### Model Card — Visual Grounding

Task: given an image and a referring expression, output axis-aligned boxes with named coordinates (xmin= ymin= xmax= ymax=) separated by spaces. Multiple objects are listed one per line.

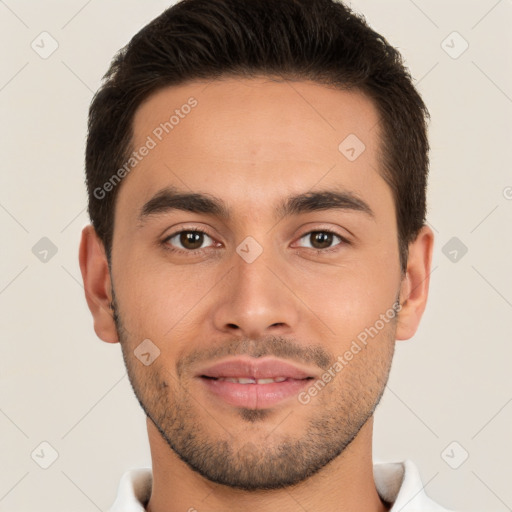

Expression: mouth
xmin=195 ymin=357 xmax=317 ymax=409
xmin=198 ymin=375 xmax=314 ymax=409
xmin=201 ymin=376 xmax=307 ymax=384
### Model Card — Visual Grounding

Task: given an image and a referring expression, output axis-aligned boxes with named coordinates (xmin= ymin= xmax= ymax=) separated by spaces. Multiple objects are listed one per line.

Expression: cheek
xmin=113 ymin=256 xmax=218 ymax=340
xmin=297 ymin=259 xmax=400 ymax=343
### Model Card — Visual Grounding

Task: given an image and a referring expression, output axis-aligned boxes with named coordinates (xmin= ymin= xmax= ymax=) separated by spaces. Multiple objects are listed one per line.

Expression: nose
xmin=211 ymin=246 xmax=301 ymax=339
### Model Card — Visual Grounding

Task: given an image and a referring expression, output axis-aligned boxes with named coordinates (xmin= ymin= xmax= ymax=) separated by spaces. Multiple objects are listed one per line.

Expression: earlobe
xmin=78 ymin=225 xmax=119 ymax=344
xmin=395 ymin=225 xmax=434 ymax=341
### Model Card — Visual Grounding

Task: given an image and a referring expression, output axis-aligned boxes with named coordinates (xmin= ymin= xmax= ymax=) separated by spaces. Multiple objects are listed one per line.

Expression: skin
xmin=79 ymin=77 xmax=433 ymax=512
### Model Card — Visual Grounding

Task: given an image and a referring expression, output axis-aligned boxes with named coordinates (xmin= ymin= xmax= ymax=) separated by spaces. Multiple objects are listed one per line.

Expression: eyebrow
xmin=138 ymin=185 xmax=375 ymax=224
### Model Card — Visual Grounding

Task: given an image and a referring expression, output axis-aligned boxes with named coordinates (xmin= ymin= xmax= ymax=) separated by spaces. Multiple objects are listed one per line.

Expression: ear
xmin=78 ymin=225 xmax=119 ymax=343
xmin=395 ymin=225 xmax=434 ymax=340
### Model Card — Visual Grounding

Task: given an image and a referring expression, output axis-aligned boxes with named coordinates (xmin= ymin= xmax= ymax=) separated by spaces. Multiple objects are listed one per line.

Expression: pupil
xmin=312 ymin=232 xmax=332 ymax=249
xmin=181 ymin=231 xmax=203 ymax=249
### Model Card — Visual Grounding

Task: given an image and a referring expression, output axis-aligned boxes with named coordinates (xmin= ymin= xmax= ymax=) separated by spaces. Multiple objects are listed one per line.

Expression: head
xmin=80 ymin=0 xmax=433 ymax=491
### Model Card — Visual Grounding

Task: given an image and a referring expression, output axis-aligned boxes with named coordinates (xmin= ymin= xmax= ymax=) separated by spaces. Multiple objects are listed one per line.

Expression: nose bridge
xmin=211 ymin=239 xmax=300 ymax=337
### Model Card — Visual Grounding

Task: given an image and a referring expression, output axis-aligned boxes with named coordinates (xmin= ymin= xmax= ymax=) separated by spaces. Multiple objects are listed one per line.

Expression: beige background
xmin=1 ymin=0 xmax=511 ymax=510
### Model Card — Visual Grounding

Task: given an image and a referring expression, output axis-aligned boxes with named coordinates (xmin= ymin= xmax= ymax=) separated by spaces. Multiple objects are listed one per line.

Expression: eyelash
xmin=161 ymin=227 xmax=350 ymax=257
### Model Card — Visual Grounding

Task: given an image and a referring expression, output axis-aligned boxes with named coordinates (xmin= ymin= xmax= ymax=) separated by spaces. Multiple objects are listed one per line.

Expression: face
xmin=108 ymin=77 xmax=405 ymax=489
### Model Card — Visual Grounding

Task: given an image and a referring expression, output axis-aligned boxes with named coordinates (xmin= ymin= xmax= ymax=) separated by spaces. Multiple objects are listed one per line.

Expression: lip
xmin=196 ymin=356 xmax=316 ymax=380
xmin=195 ymin=356 xmax=316 ymax=409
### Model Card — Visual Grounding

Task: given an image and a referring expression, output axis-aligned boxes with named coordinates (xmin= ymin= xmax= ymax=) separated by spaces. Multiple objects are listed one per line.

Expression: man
xmin=78 ymin=0 xmax=453 ymax=510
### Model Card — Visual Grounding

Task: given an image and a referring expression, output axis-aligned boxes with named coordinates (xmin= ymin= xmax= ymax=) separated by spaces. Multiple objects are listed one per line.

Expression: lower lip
xmin=199 ymin=377 xmax=312 ymax=409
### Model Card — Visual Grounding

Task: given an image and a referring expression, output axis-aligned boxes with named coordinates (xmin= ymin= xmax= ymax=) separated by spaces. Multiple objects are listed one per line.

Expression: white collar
xmin=108 ymin=459 xmax=453 ymax=511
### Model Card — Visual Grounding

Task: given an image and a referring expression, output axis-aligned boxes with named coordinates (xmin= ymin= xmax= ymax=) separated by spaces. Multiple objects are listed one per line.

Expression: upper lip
xmin=196 ymin=357 xmax=316 ymax=380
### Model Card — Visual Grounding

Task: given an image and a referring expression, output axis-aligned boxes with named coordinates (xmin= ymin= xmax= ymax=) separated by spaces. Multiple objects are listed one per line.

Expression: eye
xmin=296 ymin=230 xmax=346 ymax=250
xmin=164 ymin=229 xmax=216 ymax=251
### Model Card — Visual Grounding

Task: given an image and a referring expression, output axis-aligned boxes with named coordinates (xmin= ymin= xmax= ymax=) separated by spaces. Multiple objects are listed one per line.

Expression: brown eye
xmin=311 ymin=232 xmax=333 ymax=249
xmin=166 ymin=230 xmax=213 ymax=251
xmin=180 ymin=231 xmax=204 ymax=249
xmin=297 ymin=230 xmax=343 ymax=250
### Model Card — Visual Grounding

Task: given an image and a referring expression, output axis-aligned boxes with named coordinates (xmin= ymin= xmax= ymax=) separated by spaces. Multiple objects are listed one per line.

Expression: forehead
xmin=120 ymin=77 xmax=389 ymax=218
xmin=132 ymin=77 xmax=380 ymax=158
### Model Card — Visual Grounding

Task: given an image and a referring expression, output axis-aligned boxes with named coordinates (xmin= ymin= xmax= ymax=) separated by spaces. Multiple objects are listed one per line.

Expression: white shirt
xmin=108 ymin=459 xmax=454 ymax=511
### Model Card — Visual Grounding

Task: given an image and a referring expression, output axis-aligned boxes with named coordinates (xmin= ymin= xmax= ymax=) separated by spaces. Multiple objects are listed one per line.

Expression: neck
xmin=145 ymin=416 xmax=389 ymax=512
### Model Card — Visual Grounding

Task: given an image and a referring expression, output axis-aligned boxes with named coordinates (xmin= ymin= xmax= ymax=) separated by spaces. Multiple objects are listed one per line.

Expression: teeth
xmin=216 ymin=377 xmax=288 ymax=384
xmin=235 ymin=377 xmax=256 ymax=384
